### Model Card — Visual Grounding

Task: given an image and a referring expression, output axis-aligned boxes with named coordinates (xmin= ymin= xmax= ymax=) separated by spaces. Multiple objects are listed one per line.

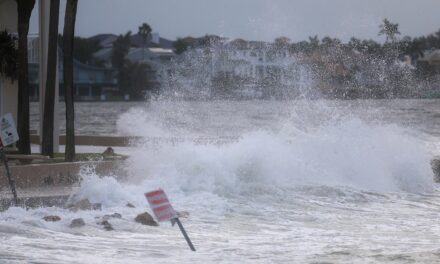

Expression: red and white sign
xmin=145 ymin=189 xmax=177 ymax=222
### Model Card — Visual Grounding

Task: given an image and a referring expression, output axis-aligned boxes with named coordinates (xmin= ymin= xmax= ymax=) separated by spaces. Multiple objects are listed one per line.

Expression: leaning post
xmin=0 ymin=148 xmax=18 ymax=205
xmin=0 ymin=113 xmax=21 ymax=206
xmin=145 ymin=189 xmax=196 ymax=251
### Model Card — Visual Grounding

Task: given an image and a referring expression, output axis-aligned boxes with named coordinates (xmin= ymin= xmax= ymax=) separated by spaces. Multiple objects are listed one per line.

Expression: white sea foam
xmin=2 ymin=100 xmax=439 ymax=263
xmin=75 ymin=110 xmax=435 ymax=214
xmin=124 ymin=119 xmax=432 ymax=197
xmin=116 ymin=106 xmax=171 ymax=137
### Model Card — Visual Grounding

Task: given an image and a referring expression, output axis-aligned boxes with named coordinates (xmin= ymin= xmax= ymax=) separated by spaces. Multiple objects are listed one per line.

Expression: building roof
xmin=93 ymin=46 xmax=175 ymax=64
xmin=92 ymin=47 xmax=112 ymax=61
xmin=88 ymin=34 xmax=117 ymax=48
xmin=148 ymin=47 xmax=175 ymax=55
xmin=88 ymin=32 xmax=174 ymax=50
xmin=129 ymin=33 xmax=174 ymax=49
xmin=429 ymin=50 xmax=440 ymax=64
xmin=126 ymin=47 xmax=175 ymax=64
xmin=88 ymin=33 xmax=116 ymax=42
xmin=419 ymin=49 xmax=440 ymax=65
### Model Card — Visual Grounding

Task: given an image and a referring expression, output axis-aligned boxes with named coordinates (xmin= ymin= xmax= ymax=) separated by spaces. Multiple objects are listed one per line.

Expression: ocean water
xmin=4 ymin=99 xmax=440 ymax=263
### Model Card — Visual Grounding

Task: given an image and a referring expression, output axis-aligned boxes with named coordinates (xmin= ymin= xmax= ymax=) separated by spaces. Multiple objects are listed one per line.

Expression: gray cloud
xmin=30 ymin=0 xmax=440 ymax=42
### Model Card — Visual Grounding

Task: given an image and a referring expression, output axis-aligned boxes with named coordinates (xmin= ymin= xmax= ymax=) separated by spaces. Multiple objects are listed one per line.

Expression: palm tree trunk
xmin=63 ymin=0 xmax=78 ymax=162
xmin=16 ymin=0 xmax=36 ymax=154
xmin=42 ymin=0 xmax=60 ymax=157
xmin=142 ymin=38 xmax=145 ymax=61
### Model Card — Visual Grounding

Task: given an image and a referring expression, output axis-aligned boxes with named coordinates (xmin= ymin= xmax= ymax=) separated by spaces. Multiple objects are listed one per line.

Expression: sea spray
xmin=117 ymin=105 xmax=172 ymax=137
xmin=2 ymin=101 xmax=439 ymax=263
xmin=120 ymin=118 xmax=433 ymax=198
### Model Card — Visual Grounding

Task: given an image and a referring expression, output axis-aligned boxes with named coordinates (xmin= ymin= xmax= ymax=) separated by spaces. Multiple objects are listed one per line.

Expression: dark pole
xmin=41 ymin=0 xmax=60 ymax=157
xmin=63 ymin=0 xmax=78 ymax=162
xmin=16 ymin=0 xmax=36 ymax=155
xmin=0 ymin=149 xmax=18 ymax=205
xmin=175 ymin=218 xmax=196 ymax=251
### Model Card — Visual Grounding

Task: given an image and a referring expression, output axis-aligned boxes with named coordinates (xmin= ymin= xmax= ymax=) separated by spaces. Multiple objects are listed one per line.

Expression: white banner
xmin=0 ymin=113 xmax=19 ymax=147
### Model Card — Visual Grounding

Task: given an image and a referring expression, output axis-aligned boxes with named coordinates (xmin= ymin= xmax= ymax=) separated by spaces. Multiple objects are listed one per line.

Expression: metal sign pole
xmin=146 ymin=189 xmax=196 ymax=252
xmin=0 ymin=149 xmax=18 ymax=206
xmin=175 ymin=217 xmax=196 ymax=251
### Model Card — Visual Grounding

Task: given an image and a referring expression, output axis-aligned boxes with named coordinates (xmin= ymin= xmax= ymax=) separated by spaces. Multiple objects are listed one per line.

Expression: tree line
xmin=171 ymin=19 xmax=440 ymax=99
xmin=175 ymin=19 xmax=440 ymax=61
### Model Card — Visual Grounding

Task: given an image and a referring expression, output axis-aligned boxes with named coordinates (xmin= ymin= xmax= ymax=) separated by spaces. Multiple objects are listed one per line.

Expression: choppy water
xmin=4 ymin=99 xmax=440 ymax=263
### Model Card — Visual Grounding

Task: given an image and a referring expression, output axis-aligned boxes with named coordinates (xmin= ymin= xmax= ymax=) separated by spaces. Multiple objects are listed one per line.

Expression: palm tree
xmin=42 ymin=0 xmax=60 ymax=157
xmin=378 ymin=18 xmax=400 ymax=43
xmin=138 ymin=23 xmax=152 ymax=60
xmin=111 ymin=31 xmax=131 ymax=93
xmin=15 ymin=0 xmax=36 ymax=154
xmin=63 ymin=0 xmax=78 ymax=162
xmin=0 ymin=30 xmax=18 ymax=80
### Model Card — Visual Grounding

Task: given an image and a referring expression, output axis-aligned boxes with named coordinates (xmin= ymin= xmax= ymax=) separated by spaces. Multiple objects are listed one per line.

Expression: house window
xmin=88 ymin=72 xmax=96 ymax=82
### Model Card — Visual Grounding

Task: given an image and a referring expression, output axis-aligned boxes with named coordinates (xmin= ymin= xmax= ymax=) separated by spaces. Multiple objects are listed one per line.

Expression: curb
xmin=0 ymin=160 xmax=127 ymax=189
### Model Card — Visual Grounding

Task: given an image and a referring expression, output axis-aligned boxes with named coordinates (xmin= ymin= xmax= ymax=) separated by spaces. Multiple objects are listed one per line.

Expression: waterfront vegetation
xmin=0 ymin=30 xmax=18 ymax=80
xmin=51 ymin=19 xmax=440 ymax=101
xmin=169 ymin=19 xmax=440 ymax=100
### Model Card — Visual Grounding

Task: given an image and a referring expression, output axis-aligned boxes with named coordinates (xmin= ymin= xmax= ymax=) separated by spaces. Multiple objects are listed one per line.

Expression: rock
xmin=70 ymin=218 xmax=85 ymax=228
xmin=134 ymin=212 xmax=158 ymax=226
xmin=113 ymin=213 xmax=122 ymax=218
xmin=67 ymin=198 xmax=101 ymax=212
xmin=43 ymin=215 xmax=61 ymax=222
xmin=97 ymin=219 xmax=109 ymax=225
xmin=431 ymin=159 xmax=440 ymax=182
xmin=103 ymin=147 xmax=115 ymax=155
xmin=126 ymin=203 xmax=135 ymax=208
xmin=103 ymin=224 xmax=113 ymax=231
xmin=97 ymin=220 xmax=114 ymax=231
xmin=103 ymin=213 xmax=122 ymax=220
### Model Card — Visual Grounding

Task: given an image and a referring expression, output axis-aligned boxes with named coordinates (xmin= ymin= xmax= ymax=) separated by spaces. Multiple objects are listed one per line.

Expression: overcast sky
xmin=30 ymin=0 xmax=440 ymax=42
